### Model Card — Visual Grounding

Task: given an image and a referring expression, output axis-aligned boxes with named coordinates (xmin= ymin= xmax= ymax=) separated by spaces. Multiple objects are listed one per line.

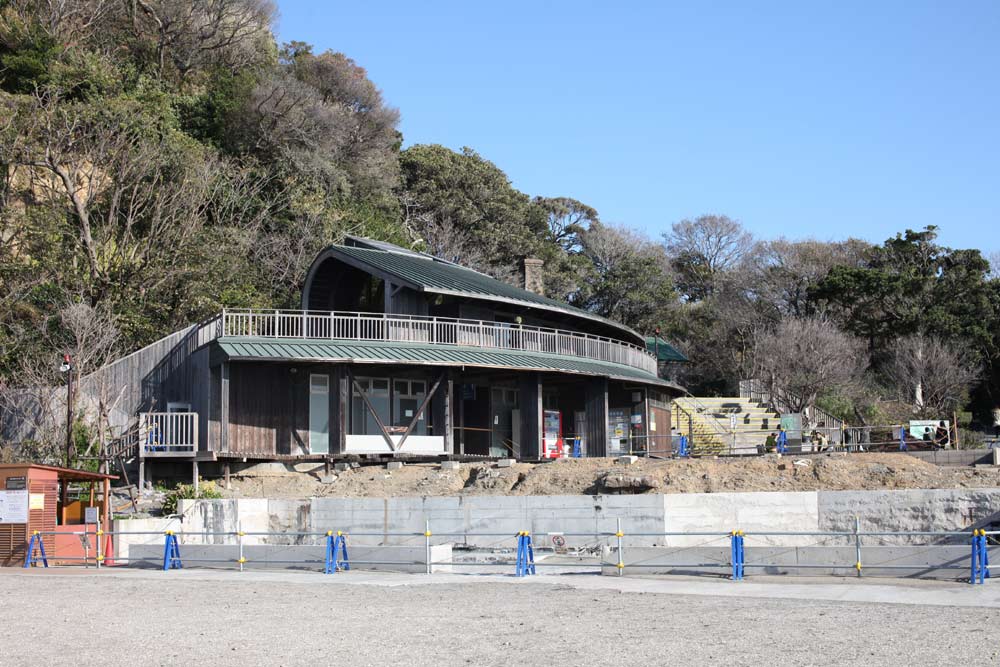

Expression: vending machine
xmin=542 ymin=410 xmax=563 ymax=458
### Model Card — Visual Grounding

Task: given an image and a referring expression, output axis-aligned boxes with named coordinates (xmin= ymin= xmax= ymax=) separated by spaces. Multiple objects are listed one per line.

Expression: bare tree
xmin=987 ymin=250 xmax=1000 ymax=281
xmin=755 ymin=316 xmax=867 ymax=423
xmin=884 ymin=335 xmax=980 ymax=417
xmin=124 ymin=0 xmax=276 ymax=80
xmin=664 ymin=215 xmax=753 ymax=301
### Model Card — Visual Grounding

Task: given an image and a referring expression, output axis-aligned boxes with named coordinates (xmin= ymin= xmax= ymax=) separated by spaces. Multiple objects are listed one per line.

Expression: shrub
xmin=162 ymin=480 xmax=223 ymax=515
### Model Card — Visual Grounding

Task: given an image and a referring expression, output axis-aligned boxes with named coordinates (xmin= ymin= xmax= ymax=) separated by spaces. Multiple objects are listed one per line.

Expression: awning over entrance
xmin=215 ymin=337 xmax=683 ymax=391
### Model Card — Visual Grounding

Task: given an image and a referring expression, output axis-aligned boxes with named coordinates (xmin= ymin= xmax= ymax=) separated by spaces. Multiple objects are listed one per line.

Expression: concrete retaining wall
xmin=171 ymin=488 xmax=1000 ymax=550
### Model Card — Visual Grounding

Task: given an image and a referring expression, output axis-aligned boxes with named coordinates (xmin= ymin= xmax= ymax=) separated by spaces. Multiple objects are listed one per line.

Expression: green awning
xmin=645 ymin=337 xmax=688 ymax=363
xmin=216 ymin=337 xmax=683 ymax=391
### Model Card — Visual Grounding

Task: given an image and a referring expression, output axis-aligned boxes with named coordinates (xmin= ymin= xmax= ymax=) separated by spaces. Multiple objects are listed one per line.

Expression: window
xmin=351 ymin=376 xmax=391 ymax=435
xmin=393 ymin=379 xmax=427 ymax=436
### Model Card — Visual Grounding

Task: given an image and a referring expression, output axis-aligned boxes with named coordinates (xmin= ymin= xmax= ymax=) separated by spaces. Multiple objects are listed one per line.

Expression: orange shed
xmin=0 ymin=464 xmax=116 ymax=566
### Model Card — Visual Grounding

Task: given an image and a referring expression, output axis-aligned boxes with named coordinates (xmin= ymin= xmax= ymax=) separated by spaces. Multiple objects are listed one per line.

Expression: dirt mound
xmin=216 ymin=453 xmax=1000 ymax=499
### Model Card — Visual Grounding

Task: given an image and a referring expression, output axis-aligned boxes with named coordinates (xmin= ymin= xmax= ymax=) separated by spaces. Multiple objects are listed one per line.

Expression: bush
xmin=161 ymin=480 xmax=223 ymax=515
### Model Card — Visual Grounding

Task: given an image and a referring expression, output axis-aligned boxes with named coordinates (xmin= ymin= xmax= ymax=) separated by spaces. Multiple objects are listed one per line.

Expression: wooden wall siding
xmin=649 ymin=403 xmax=672 ymax=455
xmin=229 ymin=364 xmax=292 ymax=456
xmin=386 ymin=283 xmax=430 ymax=316
xmin=1 ymin=318 xmax=219 ymax=445
xmin=584 ymin=376 xmax=609 ymax=458
xmin=431 ymin=371 xmax=454 ymax=454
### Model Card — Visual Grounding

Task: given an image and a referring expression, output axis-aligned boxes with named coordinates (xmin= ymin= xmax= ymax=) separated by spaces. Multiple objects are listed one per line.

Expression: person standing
xmin=934 ymin=421 xmax=950 ymax=448
xmin=993 ymin=407 xmax=1000 ymax=438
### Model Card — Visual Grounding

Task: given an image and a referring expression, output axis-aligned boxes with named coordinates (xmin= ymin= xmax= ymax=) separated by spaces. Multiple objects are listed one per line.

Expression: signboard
xmin=29 ymin=493 xmax=45 ymax=510
xmin=910 ymin=420 xmax=949 ymax=443
xmin=608 ymin=408 xmax=629 ymax=456
xmin=5 ymin=476 xmax=26 ymax=490
xmin=84 ymin=506 xmax=99 ymax=524
xmin=0 ymin=489 xmax=29 ymax=524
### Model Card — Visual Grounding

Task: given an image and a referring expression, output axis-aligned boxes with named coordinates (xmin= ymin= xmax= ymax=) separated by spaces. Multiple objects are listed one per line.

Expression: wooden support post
xmin=192 ymin=460 xmax=199 ymax=493
xmin=220 ymin=362 xmax=230 ymax=453
xmin=224 ymin=462 xmax=231 ymax=489
xmin=137 ymin=456 xmax=145 ymax=492
xmin=517 ymin=373 xmax=543 ymax=460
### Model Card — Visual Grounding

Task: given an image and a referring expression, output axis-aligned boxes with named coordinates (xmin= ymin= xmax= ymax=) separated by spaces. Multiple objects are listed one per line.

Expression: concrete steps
xmin=674 ymin=396 xmax=782 ymax=455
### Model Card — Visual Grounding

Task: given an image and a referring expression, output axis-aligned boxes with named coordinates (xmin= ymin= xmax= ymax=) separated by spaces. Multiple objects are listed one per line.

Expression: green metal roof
xmin=326 ymin=244 xmax=644 ymax=343
xmin=216 ymin=337 xmax=683 ymax=390
xmin=645 ymin=336 xmax=689 ymax=363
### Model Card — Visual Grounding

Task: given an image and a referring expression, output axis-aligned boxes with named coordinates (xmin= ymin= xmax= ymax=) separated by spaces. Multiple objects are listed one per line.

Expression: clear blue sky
xmin=276 ymin=1 xmax=999 ymax=253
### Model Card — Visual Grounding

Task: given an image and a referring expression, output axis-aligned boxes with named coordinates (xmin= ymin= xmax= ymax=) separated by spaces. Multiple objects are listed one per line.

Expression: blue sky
xmin=276 ymin=1 xmax=999 ymax=253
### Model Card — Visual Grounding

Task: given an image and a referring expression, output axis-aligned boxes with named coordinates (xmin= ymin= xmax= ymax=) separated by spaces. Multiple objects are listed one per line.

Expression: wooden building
xmin=9 ymin=237 xmax=686 ymax=479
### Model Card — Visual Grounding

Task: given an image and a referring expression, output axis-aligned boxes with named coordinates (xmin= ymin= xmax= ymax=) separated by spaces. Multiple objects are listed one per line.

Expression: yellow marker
xmin=424 ymin=530 xmax=432 ymax=537
xmin=337 ymin=530 xmax=343 ymax=537
xmin=615 ymin=531 xmax=624 ymax=538
xmin=165 ymin=530 xmax=173 ymax=536
xmin=855 ymin=561 xmax=862 ymax=570
xmin=96 ymin=555 xmax=104 ymax=562
xmin=237 ymin=531 xmax=245 ymax=537
xmin=739 ymin=530 xmax=745 ymax=537
xmin=238 ymin=557 xmax=247 ymax=564
xmin=326 ymin=530 xmax=333 ymax=537
xmin=32 ymin=530 xmax=39 ymax=536
xmin=616 ymin=561 xmax=625 ymax=569
xmin=96 ymin=529 xmax=103 ymax=537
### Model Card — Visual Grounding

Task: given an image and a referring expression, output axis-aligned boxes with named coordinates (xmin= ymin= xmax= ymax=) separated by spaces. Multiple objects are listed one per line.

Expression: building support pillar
xmin=585 ymin=377 xmax=609 ymax=458
xmin=220 ymin=362 xmax=230 ymax=453
xmin=517 ymin=373 xmax=542 ymax=460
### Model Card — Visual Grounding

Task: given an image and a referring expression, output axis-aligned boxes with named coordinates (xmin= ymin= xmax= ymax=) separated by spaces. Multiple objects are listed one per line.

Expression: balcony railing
xmin=219 ymin=309 xmax=658 ymax=375
xmin=139 ymin=412 xmax=198 ymax=458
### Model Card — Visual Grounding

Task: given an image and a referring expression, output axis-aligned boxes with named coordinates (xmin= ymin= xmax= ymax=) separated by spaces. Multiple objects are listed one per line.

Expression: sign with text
xmin=0 ymin=489 xmax=29 ymax=523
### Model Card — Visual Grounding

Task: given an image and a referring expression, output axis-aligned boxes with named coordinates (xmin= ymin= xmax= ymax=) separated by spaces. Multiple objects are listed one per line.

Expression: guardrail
xmin=219 ymin=309 xmax=658 ymax=375
xmin=139 ymin=412 xmax=198 ymax=458
xmin=21 ymin=520 xmax=996 ymax=585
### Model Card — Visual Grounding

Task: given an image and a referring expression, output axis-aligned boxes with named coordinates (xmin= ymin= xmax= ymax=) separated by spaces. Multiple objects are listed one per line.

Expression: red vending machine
xmin=542 ymin=410 xmax=564 ymax=459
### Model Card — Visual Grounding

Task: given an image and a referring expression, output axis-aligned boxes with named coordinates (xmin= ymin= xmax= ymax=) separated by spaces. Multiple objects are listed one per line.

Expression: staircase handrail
xmin=739 ymin=378 xmax=845 ymax=429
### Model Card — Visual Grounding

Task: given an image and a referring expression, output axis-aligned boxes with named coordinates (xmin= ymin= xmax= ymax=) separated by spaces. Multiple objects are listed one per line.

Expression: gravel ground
xmin=3 ymin=570 xmax=999 ymax=666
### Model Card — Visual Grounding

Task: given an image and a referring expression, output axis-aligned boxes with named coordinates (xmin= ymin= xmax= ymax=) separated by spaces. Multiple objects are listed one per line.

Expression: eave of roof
xmin=216 ymin=337 xmax=684 ymax=392
xmin=645 ymin=336 xmax=689 ymax=363
xmin=320 ymin=244 xmax=645 ymax=344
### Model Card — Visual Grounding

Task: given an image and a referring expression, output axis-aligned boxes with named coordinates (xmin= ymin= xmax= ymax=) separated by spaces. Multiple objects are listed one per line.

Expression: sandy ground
xmin=3 ymin=569 xmax=999 ymax=666
xmin=212 ymin=453 xmax=1000 ymax=499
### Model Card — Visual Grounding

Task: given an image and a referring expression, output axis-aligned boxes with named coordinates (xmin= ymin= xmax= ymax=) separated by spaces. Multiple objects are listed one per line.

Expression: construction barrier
xmin=11 ymin=521 xmax=998 ymax=585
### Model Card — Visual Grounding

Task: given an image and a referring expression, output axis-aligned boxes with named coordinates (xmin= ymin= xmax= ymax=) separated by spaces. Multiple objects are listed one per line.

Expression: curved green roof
xmin=313 ymin=240 xmax=645 ymax=344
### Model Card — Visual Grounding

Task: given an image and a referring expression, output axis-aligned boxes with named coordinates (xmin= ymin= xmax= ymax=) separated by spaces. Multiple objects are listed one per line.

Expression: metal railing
xmin=22 ymin=520 xmax=996 ymax=585
xmin=139 ymin=412 xmax=198 ymax=457
xmin=739 ymin=378 xmax=846 ymax=430
xmin=218 ymin=309 xmax=658 ymax=375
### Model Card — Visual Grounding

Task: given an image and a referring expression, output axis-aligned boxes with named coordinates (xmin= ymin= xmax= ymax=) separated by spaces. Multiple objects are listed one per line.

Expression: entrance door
xmin=309 ymin=374 xmax=330 ymax=454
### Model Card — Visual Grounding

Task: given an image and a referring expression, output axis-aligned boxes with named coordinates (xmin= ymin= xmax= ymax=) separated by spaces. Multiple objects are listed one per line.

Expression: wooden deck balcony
xmin=218 ymin=309 xmax=658 ymax=375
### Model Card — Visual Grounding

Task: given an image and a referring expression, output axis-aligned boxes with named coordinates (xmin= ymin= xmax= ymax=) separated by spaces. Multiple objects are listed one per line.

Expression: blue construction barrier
xmin=776 ymin=430 xmax=788 ymax=454
xmin=22 ymin=531 xmax=48 ymax=568
xmin=325 ymin=531 xmax=350 ymax=573
xmin=678 ymin=435 xmax=690 ymax=458
xmin=971 ymin=529 xmax=990 ymax=585
xmin=899 ymin=427 xmax=908 ymax=452
xmin=730 ymin=531 xmax=745 ymax=580
xmin=162 ymin=531 xmax=183 ymax=571
xmin=515 ymin=531 xmax=535 ymax=576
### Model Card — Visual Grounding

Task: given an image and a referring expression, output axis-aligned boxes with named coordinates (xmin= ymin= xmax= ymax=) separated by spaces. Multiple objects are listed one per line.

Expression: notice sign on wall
xmin=0 ymin=489 xmax=29 ymax=523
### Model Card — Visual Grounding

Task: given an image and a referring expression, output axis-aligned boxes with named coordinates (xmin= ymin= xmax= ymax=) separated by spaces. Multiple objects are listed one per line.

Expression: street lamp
xmin=60 ymin=354 xmax=73 ymax=467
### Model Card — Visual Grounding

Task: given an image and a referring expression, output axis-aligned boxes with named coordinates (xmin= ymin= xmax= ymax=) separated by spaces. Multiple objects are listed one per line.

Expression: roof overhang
xmin=215 ymin=338 xmax=685 ymax=392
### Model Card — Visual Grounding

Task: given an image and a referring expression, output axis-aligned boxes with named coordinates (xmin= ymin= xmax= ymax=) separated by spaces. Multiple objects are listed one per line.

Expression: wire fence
xmin=18 ymin=518 xmax=995 ymax=585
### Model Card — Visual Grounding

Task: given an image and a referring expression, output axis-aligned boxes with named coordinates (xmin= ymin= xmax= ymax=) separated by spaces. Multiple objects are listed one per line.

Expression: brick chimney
xmin=522 ymin=258 xmax=544 ymax=295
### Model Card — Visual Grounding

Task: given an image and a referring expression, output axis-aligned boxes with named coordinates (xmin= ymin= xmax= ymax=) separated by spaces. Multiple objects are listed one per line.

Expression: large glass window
xmin=351 ymin=376 xmax=430 ymax=436
xmin=351 ymin=376 xmax=391 ymax=435
xmin=393 ymin=379 xmax=428 ymax=436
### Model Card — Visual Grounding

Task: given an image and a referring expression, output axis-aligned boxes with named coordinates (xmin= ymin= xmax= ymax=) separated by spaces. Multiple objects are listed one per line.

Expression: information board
xmin=0 ymin=489 xmax=29 ymax=523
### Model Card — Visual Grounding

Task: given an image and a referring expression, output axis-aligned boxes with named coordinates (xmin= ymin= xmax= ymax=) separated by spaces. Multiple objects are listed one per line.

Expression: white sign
xmin=84 ymin=506 xmax=99 ymax=524
xmin=0 ymin=490 xmax=29 ymax=524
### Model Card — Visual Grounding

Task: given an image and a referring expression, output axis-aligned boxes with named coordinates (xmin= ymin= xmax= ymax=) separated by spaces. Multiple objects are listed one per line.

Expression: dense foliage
xmin=2 ymin=0 xmax=999 ymax=448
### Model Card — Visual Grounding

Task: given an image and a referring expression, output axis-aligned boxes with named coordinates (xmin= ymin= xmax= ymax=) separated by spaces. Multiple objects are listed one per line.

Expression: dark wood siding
xmin=585 ymin=377 xmax=609 ymax=457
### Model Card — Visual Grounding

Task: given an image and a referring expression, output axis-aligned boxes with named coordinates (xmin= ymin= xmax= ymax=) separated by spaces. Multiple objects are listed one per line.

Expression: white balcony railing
xmin=219 ymin=309 xmax=658 ymax=375
xmin=139 ymin=412 xmax=198 ymax=458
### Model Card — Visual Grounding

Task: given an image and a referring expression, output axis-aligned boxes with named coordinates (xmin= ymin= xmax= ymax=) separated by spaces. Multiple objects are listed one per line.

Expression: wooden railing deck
xmin=219 ymin=309 xmax=658 ymax=375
